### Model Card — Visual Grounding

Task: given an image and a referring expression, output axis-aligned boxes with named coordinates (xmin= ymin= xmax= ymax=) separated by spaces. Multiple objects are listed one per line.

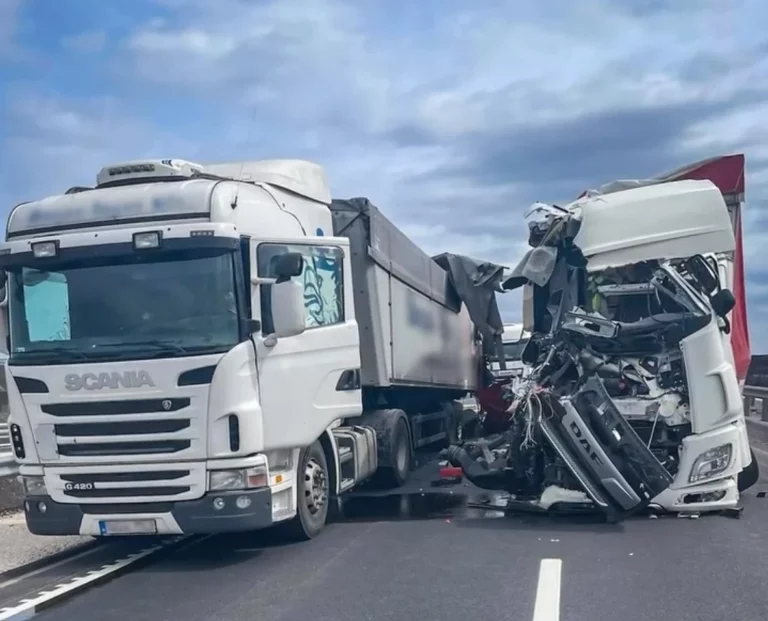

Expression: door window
xmin=257 ymin=243 xmax=344 ymax=329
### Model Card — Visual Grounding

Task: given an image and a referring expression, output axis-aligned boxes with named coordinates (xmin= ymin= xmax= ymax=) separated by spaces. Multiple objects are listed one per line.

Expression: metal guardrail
xmin=743 ymin=384 xmax=768 ymax=421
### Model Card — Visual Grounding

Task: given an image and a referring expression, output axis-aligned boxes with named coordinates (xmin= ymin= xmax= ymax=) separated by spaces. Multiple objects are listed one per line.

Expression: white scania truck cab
xmin=0 ymin=158 xmax=497 ymax=539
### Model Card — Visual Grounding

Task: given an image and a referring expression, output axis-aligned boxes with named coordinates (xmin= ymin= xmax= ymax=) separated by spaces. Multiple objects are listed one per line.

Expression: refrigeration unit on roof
xmin=96 ymin=159 xmax=205 ymax=188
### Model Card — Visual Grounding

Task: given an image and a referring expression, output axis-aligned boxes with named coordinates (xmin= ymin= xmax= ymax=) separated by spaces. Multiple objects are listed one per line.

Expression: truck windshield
xmin=7 ymin=248 xmax=240 ymax=364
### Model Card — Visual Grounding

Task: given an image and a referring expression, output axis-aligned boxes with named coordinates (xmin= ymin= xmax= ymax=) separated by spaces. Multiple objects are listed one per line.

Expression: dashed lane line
xmin=532 ymin=559 xmax=562 ymax=621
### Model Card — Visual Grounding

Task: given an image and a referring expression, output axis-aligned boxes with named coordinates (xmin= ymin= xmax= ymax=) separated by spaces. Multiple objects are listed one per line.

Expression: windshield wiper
xmin=92 ymin=340 xmax=190 ymax=355
xmin=12 ymin=346 xmax=91 ymax=361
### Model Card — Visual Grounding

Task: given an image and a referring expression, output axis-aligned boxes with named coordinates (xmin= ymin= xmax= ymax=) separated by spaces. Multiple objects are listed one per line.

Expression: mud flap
xmin=541 ymin=377 xmax=674 ymax=522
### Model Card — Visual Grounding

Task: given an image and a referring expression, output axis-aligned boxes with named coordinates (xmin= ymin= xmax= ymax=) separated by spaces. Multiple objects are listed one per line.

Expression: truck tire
xmin=738 ymin=448 xmax=759 ymax=492
xmin=284 ymin=441 xmax=330 ymax=540
xmin=379 ymin=416 xmax=411 ymax=487
xmin=363 ymin=409 xmax=412 ymax=488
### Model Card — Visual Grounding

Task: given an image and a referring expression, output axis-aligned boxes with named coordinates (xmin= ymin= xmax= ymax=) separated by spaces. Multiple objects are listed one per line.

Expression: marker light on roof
xmin=31 ymin=241 xmax=58 ymax=258
xmin=133 ymin=231 xmax=162 ymax=250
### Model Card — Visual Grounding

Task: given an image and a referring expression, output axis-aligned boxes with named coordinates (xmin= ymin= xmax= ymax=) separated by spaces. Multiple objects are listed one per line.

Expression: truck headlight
xmin=689 ymin=443 xmax=733 ymax=483
xmin=20 ymin=475 xmax=47 ymax=496
xmin=208 ymin=466 xmax=268 ymax=491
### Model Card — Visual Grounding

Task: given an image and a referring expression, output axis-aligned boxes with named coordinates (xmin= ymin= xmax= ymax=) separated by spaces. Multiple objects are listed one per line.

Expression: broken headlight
xmin=688 ymin=443 xmax=733 ymax=483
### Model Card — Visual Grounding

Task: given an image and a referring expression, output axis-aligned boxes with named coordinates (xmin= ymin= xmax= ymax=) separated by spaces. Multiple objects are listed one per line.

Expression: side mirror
xmin=270 ymin=280 xmax=306 ymax=338
xmin=710 ymin=288 xmax=736 ymax=318
xmin=274 ymin=252 xmax=304 ymax=282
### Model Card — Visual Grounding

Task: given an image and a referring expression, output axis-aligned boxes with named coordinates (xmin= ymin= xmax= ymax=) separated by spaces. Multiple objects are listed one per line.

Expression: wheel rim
xmin=395 ymin=430 xmax=408 ymax=473
xmin=304 ymin=457 xmax=328 ymax=516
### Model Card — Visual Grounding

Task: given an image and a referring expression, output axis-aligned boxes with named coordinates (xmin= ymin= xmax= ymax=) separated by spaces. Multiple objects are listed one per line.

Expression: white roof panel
xmin=6 ymin=179 xmax=217 ymax=237
xmin=569 ymin=179 xmax=735 ymax=271
xmin=205 ymin=159 xmax=331 ymax=204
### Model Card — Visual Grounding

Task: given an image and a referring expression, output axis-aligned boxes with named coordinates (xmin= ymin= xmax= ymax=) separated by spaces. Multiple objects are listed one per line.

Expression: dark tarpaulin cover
xmin=432 ymin=253 xmax=506 ymax=361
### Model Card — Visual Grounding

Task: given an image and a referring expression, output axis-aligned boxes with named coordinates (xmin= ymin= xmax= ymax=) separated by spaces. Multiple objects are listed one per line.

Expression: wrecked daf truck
xmin=445 ymin=155 xmax=755 ymax=522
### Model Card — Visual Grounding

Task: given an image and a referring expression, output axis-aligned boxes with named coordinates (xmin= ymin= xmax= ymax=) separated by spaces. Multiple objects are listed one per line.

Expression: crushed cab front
xmin=539 ymin=377 xmax=673 ymax=521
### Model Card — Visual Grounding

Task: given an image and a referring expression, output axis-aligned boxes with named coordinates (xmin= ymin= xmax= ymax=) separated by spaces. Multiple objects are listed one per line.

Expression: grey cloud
xmin=390 ymin=95 xmax=767 ymax=205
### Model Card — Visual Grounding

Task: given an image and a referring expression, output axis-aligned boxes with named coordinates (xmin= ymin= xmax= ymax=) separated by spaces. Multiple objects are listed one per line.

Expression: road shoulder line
xmin=0 ymin=536 xmax=197 ymax=621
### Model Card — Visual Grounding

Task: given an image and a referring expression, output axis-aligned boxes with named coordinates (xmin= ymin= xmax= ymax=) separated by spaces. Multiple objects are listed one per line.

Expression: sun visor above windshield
xmin=569 ymin=179 xmax=735 ymax=272
xmin=6 ymin=179 xmax=217 ymax=238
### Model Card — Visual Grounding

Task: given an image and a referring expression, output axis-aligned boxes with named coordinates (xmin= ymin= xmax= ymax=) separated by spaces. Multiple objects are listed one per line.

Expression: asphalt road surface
xmin=27 ymin=483 xmax=768 ymax=621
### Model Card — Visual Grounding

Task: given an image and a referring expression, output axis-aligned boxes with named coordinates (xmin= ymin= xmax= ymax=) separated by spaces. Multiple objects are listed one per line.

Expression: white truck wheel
xmin=284 ymin=441 xmax=330 ymax=540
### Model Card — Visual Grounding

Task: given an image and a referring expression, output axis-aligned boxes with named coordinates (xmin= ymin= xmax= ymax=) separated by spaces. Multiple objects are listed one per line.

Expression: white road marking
xmin=0 ymin=536 xmax=208 ymax=621
xmin=0 ymin=544 xmax=106 ymax=590
xmin=532 ymin=558 xmax=562 ymax=621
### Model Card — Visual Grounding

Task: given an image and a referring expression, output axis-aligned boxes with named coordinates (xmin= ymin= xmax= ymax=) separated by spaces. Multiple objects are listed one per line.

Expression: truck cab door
xmin=254 ymin=237 xmax=362 ymax=450
xmin=662 ymin=267 xmax=744 ymax=434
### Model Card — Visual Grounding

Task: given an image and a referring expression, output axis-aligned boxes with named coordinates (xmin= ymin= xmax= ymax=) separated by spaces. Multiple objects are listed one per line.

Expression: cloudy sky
xmin=1 ymin=0 xmax=767 ymax=349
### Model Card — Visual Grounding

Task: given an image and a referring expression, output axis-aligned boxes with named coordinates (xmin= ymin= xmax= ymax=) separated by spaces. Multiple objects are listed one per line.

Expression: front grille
xmin=55 ymin=420 xmax=190 ymax=436
xmin=56 ymin=468 xmax=198 ymax=503
xmin=61 ymin=471 xmax=188 ymax=483
xmin=42 ymin=398 xmax=195 ymax=459
xmin=58 ymin=440 xmax=191 ymax=457
xmin=64 ymin=486 xmax=191 ymax=498
xmin=42 ymin=398 xmax=190 ymax=416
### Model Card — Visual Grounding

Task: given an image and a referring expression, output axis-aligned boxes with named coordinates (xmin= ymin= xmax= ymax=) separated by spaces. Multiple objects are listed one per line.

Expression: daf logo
xmin=569 ymin=420 xmax=604 ymax=467
xmin=64 ymin=371 xmax=156 ymax=391
xmin=161 ymin=399 xmax=173 ymax=411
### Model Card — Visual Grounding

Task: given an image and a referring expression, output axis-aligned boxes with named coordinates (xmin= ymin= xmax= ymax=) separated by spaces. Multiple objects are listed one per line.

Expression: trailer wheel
xmin=738 ymin=448 xmax=759 ymax=492
xmin=284 ymin=441 xmax=330 ymax=540
xmin=372 ymin=413 xmax=411 ymax=488
xmin=385 ymin=417 xmax=411 ymax=487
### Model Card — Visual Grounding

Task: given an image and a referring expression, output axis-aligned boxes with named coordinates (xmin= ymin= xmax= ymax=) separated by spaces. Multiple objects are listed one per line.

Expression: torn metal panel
xmin=432 ymin=252 xmax=507 ymax=362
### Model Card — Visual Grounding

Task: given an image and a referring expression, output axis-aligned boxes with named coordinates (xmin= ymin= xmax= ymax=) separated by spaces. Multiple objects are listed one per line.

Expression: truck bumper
xmin=23 ymin=488 xmax=274 ymax=536
xmin=648 ymin=423 xmax=747 ymax=513
xmin=650 ymin=476 xmax=740 ymax=513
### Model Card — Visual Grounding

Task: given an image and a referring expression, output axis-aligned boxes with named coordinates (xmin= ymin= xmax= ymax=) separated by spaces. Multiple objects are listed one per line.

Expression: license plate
xmin=98 ymin=519 xmax=157 ymax=536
